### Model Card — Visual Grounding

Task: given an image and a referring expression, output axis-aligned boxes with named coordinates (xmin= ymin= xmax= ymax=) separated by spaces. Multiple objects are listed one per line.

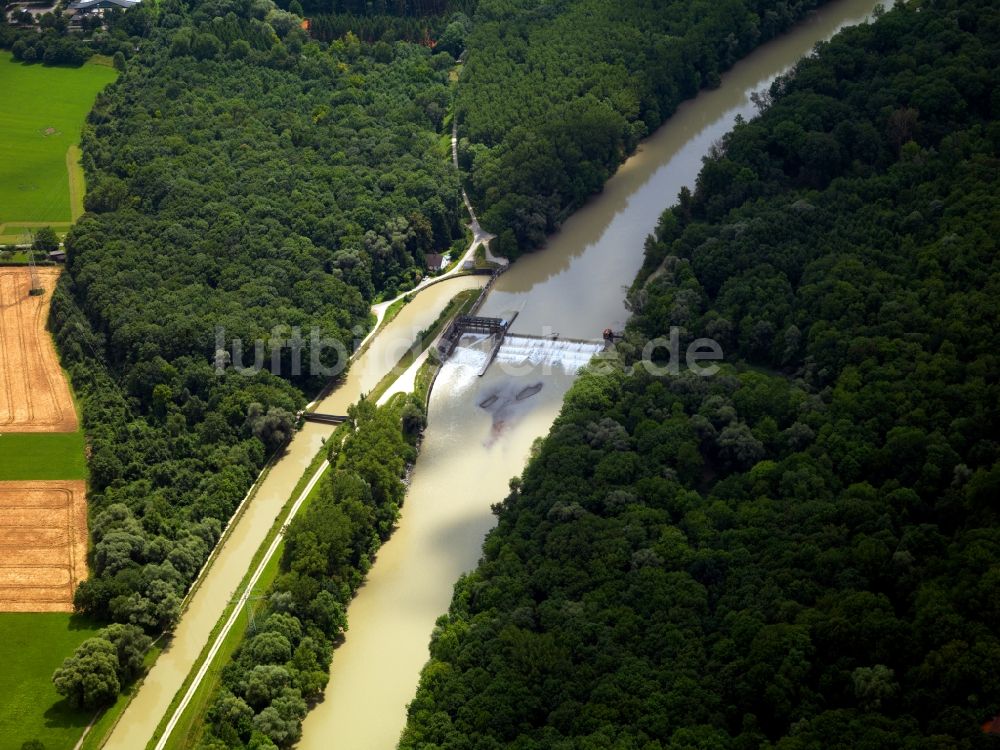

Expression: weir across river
xmin=437 ymin=309 xmax=608 ymax=377
xmin=437 ymin=266 xmax=610 ymax=375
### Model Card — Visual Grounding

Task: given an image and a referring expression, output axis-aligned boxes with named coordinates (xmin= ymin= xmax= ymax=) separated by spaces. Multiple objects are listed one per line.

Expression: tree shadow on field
xmin=43 ymin=696 xmax=92 ymax=730
xmin=66 ymin=612 xmax=100 ymax=632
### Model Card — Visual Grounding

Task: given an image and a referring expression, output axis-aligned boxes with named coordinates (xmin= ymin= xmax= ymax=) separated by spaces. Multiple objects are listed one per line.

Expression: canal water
xmin=298 ymin=0 xmax=882 ymax=747
xmin=102 ymin=276 xmax=485 ymax=750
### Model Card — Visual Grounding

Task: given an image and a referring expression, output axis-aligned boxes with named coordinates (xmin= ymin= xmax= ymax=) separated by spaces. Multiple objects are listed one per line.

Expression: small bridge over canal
xmin=301 ymin=412 xmax=348 ymax=425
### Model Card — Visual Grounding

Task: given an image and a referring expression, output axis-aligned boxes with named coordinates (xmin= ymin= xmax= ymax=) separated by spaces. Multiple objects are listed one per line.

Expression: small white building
xmin=66 ymin=0 xmax=140 ymax=24
xmin=424 ymin=253 xmax=451 ymax=273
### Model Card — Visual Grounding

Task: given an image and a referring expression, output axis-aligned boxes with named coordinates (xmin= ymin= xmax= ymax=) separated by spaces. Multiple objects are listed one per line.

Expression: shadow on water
xmin=426 ymin=508 xmax=506 ymax=556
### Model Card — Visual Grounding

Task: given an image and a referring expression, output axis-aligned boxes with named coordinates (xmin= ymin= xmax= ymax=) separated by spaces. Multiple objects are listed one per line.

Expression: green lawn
xmin=0 ymin=52 xmax=117 ymax=224
xmin=0 ymin=223 xmax=72 ymax=246
xmin=0 ymin=613 xmax=103 ymax=750
xmin=0 ymin=431 xmax=88 ymax=480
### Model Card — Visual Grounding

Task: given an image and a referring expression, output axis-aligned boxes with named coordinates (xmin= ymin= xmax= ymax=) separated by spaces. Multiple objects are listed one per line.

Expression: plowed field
xmin=0 ymin=480 xmax=88 ymax=612
xmin=0 ymin=267 xmax=78 ymax=432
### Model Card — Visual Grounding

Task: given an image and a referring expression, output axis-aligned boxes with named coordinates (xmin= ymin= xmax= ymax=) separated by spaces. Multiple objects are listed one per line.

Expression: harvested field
xmin=0 ymin=267 xmax=78 ymax=432
xmin=0 ymin=480 xmax=88 ymax=612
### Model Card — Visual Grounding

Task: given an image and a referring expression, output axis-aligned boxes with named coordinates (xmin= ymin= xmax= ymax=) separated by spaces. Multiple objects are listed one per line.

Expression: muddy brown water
xmin=102 ymin=276 xmax=485 ymax=750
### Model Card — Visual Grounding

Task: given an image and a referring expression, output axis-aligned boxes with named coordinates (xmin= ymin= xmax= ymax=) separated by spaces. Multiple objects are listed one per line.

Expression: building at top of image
xmin=66 ymin=0 xmax=140 ymax=24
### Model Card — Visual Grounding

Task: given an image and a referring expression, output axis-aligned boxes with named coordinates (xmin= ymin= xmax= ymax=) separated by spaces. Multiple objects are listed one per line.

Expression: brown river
xmin=103 ymin=1 xmax=881 ymax=747
xmin=298 ymin=0 xmax=882 ymax=748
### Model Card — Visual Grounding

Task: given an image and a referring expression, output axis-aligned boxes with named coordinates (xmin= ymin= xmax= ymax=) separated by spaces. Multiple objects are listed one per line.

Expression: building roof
xmin=67 ymin=0 xmax=139 ymax=11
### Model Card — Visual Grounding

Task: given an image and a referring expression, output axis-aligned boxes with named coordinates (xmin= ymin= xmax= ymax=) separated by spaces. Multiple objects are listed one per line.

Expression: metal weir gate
xmin=437 ymin=312 xmax=518 ymax=374
xmin=435 ymin=266 xmax=609 ymax=376
xmin=436 ymin=267 xmax=516 ymax=374
xmin=452 ymin=316 xmax=508 ymax=336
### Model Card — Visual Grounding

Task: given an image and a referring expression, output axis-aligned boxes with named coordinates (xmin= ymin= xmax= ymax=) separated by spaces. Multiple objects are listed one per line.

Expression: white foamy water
xmin=495 ymin=335 xmax=604 ymax=372
xmin=441 ymin=334 xmax=603 ymax=381
xmin=434 ymin=334 xmax=492 ymax=389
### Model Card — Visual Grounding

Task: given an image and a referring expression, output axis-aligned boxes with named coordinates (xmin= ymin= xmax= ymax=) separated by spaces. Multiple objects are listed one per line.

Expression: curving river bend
xmin=297 ymin=0 xmax=883 ymax=747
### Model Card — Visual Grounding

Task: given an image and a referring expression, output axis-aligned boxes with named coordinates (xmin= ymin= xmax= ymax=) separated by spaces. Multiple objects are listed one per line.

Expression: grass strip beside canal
xmin=148 ymin=425 xmax=345 ymax=750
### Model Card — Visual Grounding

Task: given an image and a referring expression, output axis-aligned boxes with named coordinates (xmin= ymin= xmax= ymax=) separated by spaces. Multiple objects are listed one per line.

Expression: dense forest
xmin=201 ymin=394 xmax=424 ymax=748
xmin=403 ymin=0 xmax=1000 ymax=747
xmin=300 ymin=0 xmax=474 ymax=46
xmin=453 ymin=0 xmax=837 ymax=257
xmin=283 ymin=0 xmax=471 ymax=17
xmin=47 ymin=0 xmax=464 ymax=695
xmin=49 ymin=0 xmax=831 ymax=669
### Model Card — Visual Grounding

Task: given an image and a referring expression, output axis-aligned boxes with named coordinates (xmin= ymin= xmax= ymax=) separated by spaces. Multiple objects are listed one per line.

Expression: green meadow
xmin=0 ymin=51 xmax=116 ymax=225
xmin=0 ymin=223 xmax=72 ymax=246
xmin=0 ymin=431 xmax=88 ymax=480
xmin=0 ymin=613 xmax=103 ymax=750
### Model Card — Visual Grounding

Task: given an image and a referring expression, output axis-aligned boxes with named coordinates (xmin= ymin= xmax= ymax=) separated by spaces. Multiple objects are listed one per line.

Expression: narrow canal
xmin=103 ymin=276 xmax=485 ymax=750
